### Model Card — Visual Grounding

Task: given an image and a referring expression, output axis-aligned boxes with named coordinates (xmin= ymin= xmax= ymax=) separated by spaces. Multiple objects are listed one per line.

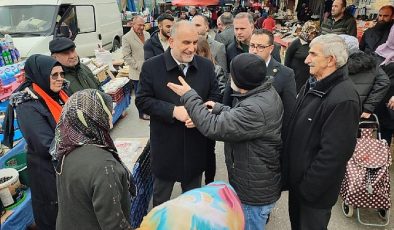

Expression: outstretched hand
xmin=167 ymin=76 xmax=192 ymax=97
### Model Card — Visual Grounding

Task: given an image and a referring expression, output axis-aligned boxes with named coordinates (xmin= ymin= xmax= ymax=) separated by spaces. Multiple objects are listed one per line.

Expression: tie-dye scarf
xmin=138 ymin=181 xmax=245 ymax=230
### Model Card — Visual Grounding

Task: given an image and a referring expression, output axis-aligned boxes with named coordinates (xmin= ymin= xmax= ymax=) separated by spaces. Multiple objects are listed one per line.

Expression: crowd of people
xmin=1 ymin=0 xmax=393 ymax=229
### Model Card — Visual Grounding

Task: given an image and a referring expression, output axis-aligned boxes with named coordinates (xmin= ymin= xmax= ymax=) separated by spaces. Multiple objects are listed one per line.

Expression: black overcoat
xmin=135 ymin=49 xmax=221 ymax=182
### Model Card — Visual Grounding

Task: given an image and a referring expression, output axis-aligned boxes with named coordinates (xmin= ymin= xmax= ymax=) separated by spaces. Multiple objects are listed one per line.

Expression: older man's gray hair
xmin=219 ymin=12 xmax=234 ymax=27
xmin=170 ymin=20 xmax=194 ymax=37
xmin=310 ymin=34 xmax=349 ymax=68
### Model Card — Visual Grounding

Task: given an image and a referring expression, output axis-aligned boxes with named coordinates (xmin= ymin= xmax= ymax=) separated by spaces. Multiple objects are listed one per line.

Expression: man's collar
xmin=132 ymin=29 xmax=143 ymax=36
xmin=332 ymin=14 xmax=344 ymax=22
xmin=265 ymin=56 xmax=271 ymax=67
xmin=170 ymin=49 xmax=188 ymax=66
xmin=309 ymin=65 xmax=348 ymax=93
xmin=163 ymin=49 xmax=199 ymax=71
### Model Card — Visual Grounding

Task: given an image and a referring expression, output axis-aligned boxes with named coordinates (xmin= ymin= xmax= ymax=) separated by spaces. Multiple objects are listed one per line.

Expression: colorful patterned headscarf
xmin=299 ymin=20 xmax=319 ymax=43
xmin=138 ymin=181 xmax=245 ymax=230
xmin=54 ymin=89 xmax=115 ymax=161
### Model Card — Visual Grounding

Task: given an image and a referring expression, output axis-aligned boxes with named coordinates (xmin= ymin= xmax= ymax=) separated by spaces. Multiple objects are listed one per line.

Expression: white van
xmin=0 ymin=0 xmax=123 ymax=58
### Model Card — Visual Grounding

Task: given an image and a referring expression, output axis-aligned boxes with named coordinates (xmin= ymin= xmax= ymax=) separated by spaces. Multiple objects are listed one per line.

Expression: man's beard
xmin=161 ymin=30 xmax=169 ymax=39
xmin=375 ymin=20 xmax=393 ymax=31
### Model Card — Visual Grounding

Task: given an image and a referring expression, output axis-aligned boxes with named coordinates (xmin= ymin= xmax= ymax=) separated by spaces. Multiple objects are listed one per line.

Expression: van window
xmin=76 ymin=6 xmax=96 ymax=33
xmin=0 ymin=5 xmax=57 ymax=36
xmin=56 ymin=6 xmax=78 ymax=40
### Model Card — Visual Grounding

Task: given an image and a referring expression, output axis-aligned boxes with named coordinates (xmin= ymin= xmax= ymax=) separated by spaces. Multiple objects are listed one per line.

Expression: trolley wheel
xmin=378 ymin=209 xmax=389 ymax=220
xmin=342 ymin=201 xmax=354 ymax=217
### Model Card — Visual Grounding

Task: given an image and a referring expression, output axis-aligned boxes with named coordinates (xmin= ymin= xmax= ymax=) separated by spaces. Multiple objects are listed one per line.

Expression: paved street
xmin=111 ymin=98 xmax=394 ymax=229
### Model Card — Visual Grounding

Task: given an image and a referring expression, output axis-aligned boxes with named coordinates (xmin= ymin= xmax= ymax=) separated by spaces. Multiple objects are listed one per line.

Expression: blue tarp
xmin=127 ymin=0 xmax=136 ymax=12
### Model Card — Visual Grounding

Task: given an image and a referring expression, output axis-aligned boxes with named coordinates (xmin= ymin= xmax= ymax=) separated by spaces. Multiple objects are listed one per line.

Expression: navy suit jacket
xmin=267 ymin=58 xmax=296 ymax=131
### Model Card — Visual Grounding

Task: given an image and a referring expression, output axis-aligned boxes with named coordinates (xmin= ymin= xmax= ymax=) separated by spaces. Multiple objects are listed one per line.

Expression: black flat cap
xmin=49 ymin=37 xmax=76 ymax=53
xmin=230 ymin=53 xmax=267 ymax=90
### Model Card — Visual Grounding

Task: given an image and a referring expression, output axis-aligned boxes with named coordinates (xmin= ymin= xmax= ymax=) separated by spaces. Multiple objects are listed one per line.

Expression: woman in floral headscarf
xmin=54 ymin=89 xmax=135 ymax=230
xmin=284 ymin=21 xmax=319 ymax=93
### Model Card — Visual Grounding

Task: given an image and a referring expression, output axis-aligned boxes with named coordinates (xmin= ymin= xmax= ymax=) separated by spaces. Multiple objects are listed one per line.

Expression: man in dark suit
xmin=226 ymin=13 xmax=281 ymax=69
xmin=249 ymin=29 xmax=296 ymax=132
xmin=135 ymin=21 xmax=221 ymax=207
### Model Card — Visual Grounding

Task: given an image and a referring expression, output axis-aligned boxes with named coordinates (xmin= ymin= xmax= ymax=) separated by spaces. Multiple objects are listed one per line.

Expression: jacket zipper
xmin=230 ymin=143 xmax=235 ymax=168
xmin=286 ymin=87 xmax=325 ymax=140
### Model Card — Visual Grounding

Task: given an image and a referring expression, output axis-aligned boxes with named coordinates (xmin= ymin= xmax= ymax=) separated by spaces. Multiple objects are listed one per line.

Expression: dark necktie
xmin=179 ymin=64 xmax=187 ymax=76
xmin=179 ymin=64 xmax=186 ymax=71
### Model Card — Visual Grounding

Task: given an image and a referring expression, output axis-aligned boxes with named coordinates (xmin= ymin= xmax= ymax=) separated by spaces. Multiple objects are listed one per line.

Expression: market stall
xmin=0 ymin=35 xmax=33 ymax=229
xmin=0 ymin=42 xmax=133 ymax=228
xmin=0 ymin=140 xmax=34 ymax=230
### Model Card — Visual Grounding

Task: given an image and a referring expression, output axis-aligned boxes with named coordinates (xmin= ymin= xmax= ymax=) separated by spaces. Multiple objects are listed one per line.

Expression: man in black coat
xmin=143 ymin=13 xmax=174 ymax=60
xmin=135 ymin=21 xmax=221 ymax=207
xmin=249 ymin=29 xmax=296 ymax=133
xmin=283 ymin=34 xmax=360 ymax=229
xmin=226 ymin=12 xmax=254 ymax=67
xmin=360 ymin=5 xmax=394 ymax=54
xmin=227 ymin=13 xmax=281 ymax=71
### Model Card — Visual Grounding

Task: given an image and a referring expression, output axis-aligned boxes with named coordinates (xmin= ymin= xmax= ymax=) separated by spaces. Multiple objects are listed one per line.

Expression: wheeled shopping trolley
xmin=340 ymin=114 xmax=392 ymax=227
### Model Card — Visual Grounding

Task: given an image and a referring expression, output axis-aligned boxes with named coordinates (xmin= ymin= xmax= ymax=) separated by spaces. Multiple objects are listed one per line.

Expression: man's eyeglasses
xmin=249 ymin=44 xmax=272 ymax=52
xmin=51 ymin=72 xmax=65 ymax=80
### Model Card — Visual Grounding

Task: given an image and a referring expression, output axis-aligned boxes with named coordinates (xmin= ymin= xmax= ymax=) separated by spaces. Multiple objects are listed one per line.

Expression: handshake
xmin=173 ymin=101 xmax=216 ymax=128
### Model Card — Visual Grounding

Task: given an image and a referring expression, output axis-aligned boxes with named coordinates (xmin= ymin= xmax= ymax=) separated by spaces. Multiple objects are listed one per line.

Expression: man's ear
xmin=328 ymin=55 xmax=337 ymax=67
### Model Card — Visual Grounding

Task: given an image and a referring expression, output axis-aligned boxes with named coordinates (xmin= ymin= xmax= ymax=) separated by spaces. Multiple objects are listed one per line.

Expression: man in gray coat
xmin=168 ymin=53 xmax=283 ymax=230
xmin=192 ymin=15 xmax=228 ymax=73
xmin=215 ymin=12 xmax=235 ymax=48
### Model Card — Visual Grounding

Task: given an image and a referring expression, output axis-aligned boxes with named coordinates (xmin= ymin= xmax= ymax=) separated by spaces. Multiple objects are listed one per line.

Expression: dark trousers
xmin=31 ymin=199 xmax=58 ymax=230
xmin=152 ymin=174 xmax=202 ymax=207
xmin=381 ymin=127 xmax=393 ymax=146
xmin=132 ymin=80 xmax=143 ymax=117
xmin=205 ymin=140 xmax=216 ymax=184
xmin=288 ymin=191 xmax=332 ymax=230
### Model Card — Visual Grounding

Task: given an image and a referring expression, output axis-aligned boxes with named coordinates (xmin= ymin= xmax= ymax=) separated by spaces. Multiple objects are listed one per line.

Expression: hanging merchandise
xmin=172 ymin=0 xmax=219 ymax=6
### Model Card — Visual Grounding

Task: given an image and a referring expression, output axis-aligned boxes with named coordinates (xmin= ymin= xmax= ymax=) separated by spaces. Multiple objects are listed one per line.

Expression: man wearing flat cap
xmin=168 ymin=53 xmax=283 ymax=230
xmin=50 ymin=37 xmax=100 ymax=94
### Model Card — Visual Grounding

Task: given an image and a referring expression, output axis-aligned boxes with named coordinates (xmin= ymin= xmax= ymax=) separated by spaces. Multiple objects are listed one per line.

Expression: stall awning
xmin=171 ymin=0 xmax=220 ymax=6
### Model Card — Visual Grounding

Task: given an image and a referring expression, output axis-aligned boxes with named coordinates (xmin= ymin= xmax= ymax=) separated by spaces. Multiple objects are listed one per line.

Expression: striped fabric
xmin=321 ymin=16 xmax=357 ymax=37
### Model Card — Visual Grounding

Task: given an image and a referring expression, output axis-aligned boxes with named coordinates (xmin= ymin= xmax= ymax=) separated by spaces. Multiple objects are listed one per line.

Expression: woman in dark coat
xmin=54 ymin=89 xmax=135 ymax=230
xmin=3 ymin=54 xmax=69 ymax=229
xmin=339 ymin=34 xmax=390 ymax=119
xmin=285 ymin=21 xmax=319 ymax=93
